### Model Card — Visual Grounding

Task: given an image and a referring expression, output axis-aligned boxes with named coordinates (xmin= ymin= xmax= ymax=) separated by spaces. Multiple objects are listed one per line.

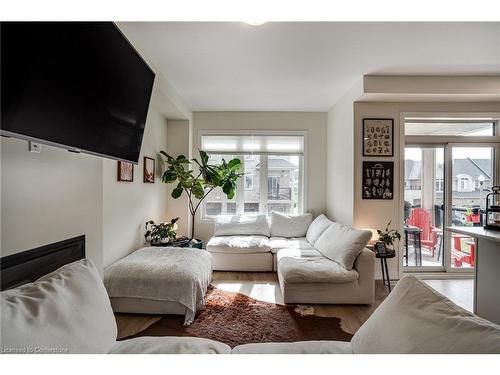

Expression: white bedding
xmin=104 ymin=247 xmax=212 ymax=325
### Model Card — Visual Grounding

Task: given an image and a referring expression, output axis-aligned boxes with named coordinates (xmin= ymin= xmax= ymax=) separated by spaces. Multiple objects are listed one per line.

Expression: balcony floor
xmin=404 ymin=245 xmax=474 ymax=269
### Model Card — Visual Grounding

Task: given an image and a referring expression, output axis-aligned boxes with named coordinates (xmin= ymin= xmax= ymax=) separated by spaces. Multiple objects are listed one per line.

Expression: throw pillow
xmin=270 ymin=212 xmax=313 ymax=238
xmin=314 ymin=222 xmax=372 ymax=269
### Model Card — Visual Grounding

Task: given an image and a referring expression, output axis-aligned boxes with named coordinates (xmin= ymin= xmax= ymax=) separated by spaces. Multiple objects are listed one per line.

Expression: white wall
xmin=1 ymin=82 xmax=192 ymax=274
xmin=102 ymin=99 xmax=171 ymax=267
xmin=191 ymin=111 xmax=328 ymax=244
xmin=353 ymin=101 xmax=500 ymax=278
xmin=326 ymin=80 xmax=363 ymax=225
xmin=165 ymin=120 xmax=190 ymax=237
xmin=1 ymin=137 xmax=104 ymax=272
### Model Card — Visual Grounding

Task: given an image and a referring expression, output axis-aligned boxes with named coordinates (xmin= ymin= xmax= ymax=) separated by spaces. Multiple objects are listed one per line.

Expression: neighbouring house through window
xmin=245 ymin=174 xmax=254 ymax=190
xmin=200 ymin=133 xmax=305 ymax=217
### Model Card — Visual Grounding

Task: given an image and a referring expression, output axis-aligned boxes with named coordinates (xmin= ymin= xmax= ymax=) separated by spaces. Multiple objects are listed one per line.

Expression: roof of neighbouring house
xmin=405 ymin=159 xmax=492 ymax=181
xmin=268 ymin=158 xmax=297 ymax=170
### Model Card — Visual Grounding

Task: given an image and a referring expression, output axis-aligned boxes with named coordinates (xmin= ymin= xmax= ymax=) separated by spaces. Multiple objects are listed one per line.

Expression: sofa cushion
xmin=269 ymin=236 xmax=314 ymax=254
xmin=351 ymin=276 xmax=500 ymax=354
xmin=232 ymin=340 xmax=353 ymax=354
xmin=314 ymin=223 xmax=372 ymax=270
xmin=110 ymin=336 xmax=231 ymax=354
xmin=306 ymin=214 xmax=333 ymax=245
xmin=277 ymin=248 xmax=359 ymax=284
xmin=0 ymin=259 xmax=117 ymax=354
xmin=270 ymin=212 xmax=312 ymax=237
xmin=207 ymin=235 xmax=271 ymax=254
xmin=213 ymin=214 xmax=270 ymax=237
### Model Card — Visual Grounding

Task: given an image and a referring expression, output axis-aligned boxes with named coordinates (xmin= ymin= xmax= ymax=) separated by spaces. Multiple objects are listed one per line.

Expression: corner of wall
xmin=326 ymin=79 xmax=363 ymax=225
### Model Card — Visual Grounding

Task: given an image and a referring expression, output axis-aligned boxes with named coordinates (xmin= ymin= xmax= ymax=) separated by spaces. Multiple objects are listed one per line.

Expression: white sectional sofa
xmin=207 ymin=212 xmax=375 ymax=304
xmin=2 ymin=258 xmax=500 ymax=354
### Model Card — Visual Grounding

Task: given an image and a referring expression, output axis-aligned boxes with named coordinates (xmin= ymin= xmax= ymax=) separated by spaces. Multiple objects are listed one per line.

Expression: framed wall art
xmin=363 ymin=118 xmax=394 ymax=157
xmin=362 ymin=161 xmax=393 ymax=200
xmin=143 ymin=156 xmax=155 ymax=183
xmin=117 ymin=161 xmax=134 ymax=182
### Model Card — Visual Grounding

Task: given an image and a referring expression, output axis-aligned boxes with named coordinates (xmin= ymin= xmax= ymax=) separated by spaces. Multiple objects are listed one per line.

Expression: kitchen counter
xmin=445 ymin=227 xmax=500 ymax=243
xmin=446 ymin=227 xmax=500 ymax=324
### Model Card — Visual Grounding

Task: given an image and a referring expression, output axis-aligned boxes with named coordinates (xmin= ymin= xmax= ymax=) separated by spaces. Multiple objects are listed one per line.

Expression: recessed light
xmin=244 ymin=21 xmax=267 ymax=26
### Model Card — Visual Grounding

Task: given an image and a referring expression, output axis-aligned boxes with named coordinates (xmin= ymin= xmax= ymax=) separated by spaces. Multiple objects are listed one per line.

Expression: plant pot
xmin=160 ymin=238 xmax=169 ymax=244
xmin=188 ymin=238 xmax=204 ymax=249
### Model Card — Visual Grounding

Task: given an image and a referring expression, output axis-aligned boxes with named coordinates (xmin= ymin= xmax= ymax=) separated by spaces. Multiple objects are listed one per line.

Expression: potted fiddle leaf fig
xmin=160 ymin=150 xmax=244 ymax=247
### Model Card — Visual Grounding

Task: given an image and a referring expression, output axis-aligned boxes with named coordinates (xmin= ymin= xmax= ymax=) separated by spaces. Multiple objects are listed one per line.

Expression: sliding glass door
xmin=403 ymin=118 xmax=499 ymax=274
xmin=404 ymin=146 xmax=445 ymax=270
xmin=447 ymin=146 xmax=494 ymax=271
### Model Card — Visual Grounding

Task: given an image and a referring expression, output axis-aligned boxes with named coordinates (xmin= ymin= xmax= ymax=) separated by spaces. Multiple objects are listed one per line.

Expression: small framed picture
xmin=143 ymin=156 xmax=155 ymax=183
xmin=117 ymin=161 xmax=134 ymax=182
xmin=374 ymin=241 xmax=387 ymax=256
xmin=362 ymin=161 xmax=394 ymax=200
xmin=363 ymin=118 xmax=394 ymax=157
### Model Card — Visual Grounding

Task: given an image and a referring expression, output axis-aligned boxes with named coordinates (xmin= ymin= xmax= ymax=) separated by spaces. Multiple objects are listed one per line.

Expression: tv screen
xmin=1 ymin=22 xmax=155 ymax=163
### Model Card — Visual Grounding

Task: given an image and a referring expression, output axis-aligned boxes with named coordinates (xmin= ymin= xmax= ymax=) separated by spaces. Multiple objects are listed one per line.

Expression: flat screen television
xmin=1 ymin=22 xmax=155 ymax=164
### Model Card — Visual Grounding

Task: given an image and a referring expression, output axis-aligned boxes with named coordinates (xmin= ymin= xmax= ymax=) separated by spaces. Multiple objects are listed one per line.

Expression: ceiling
xmin=121 ymin=22 xmax=500 ymax=112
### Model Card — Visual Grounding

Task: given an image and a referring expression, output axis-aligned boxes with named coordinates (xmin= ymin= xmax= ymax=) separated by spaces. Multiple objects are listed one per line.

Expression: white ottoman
xmin=104 ymin=247 xmax=212 ymax=325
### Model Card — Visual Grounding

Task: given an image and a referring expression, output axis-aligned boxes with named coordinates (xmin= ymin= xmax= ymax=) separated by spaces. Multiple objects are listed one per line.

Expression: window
xmin=436 ymin=179 xmax=444 ymax=192
xmin=201 ymin=133 xmax=304 ymax=218
xmin=457 ymin=174 xmax=473 ymax=192
xmin=245 ymin=174 xmax=254 ymax=190
xmin=205 ymin=202 xmax=222 ymax=216
xmin=244 ymin=203 xmax=259 ymax=213
xmin=268 ymin=176 xmax=279 ymax=199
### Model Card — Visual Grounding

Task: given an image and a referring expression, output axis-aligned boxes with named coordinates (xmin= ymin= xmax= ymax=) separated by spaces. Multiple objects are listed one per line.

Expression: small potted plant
xmin=376 ymin=221 xmax=401 ymax=255
xmin=145 ymin=217 xmax=179 ymax=245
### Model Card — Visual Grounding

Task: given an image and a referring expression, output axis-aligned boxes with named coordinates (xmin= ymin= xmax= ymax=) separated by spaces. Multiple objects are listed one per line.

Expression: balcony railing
xmin=268 ymin=187 xmax=292 ymax=200
xmin=407 ymin=204 xmax=486 ymax=227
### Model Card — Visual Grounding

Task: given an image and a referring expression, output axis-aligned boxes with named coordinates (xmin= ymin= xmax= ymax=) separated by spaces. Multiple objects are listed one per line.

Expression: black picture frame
xmin=363 ymin=118 xmax=394 ymax=157
xmin=362 ymin=161 xmax=394 ymax=200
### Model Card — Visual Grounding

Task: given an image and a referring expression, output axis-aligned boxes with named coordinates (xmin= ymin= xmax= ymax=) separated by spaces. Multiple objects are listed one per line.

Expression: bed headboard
xmin=0 ymin=235 xmax=85 ymax=291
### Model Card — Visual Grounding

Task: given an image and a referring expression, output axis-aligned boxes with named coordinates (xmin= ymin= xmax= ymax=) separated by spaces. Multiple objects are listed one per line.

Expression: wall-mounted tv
xmin=1 ymin=22 xmax=155 ymax=164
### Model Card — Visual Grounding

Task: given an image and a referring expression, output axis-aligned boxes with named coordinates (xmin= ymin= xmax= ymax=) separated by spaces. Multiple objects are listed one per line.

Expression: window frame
xmin=198 ymin=130 xmax=307 ymax=221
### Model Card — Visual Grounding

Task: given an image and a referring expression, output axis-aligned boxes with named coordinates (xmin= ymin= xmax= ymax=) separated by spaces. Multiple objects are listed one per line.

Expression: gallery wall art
xmin=363 ymin=118 xmax=394 ymax=157
xmin=362 ymin=161 xmax=393 ymax=200
xmin=117 ymin=161 xmax=134 ymax=182
xmin=144 ymin=156 xmax=155 ymax=183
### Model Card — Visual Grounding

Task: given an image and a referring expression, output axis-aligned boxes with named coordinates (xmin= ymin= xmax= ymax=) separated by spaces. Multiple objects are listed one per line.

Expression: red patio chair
xmin=407 ymin=208 xmax=437 ymax=251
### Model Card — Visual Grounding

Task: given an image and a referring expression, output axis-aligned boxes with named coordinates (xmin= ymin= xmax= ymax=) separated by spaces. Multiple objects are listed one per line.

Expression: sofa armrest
xmin=353 ymin=248 xmax=375 ymax=274
xmin=352 ymin=248 xmax=375 ymax=303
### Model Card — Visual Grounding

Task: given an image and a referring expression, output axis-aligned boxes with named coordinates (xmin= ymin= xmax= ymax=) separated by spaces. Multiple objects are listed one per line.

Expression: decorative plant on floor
xmin=377 ymin=221 xmax=401 ymax=252
xmin=160 ymin=150 xmax=244 ymax=241
xmin=145 ymin=217 xmax=179 ymax=244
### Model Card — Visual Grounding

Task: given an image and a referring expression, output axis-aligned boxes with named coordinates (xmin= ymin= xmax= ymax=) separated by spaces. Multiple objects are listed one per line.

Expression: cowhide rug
xmin=116 ymin=286 xmax=352 ymax=348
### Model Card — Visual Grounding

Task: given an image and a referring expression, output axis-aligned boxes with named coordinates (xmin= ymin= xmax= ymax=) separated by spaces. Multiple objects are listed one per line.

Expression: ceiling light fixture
xmin=244 ymin=21 xmax=267 ymax=26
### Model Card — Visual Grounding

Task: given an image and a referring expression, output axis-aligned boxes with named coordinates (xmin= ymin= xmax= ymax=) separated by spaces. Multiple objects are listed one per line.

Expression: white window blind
xmin=201 ymin=134 xmax=304 ymax=155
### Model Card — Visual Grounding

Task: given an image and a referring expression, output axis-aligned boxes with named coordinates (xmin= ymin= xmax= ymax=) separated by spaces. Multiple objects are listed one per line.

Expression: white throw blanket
xmin=104 ymin=247 xmax=212 ymax=325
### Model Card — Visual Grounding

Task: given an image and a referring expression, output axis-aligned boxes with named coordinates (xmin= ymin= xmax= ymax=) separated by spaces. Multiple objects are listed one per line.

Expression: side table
xmin=375 ymin=250 xmax=396 ymax=292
